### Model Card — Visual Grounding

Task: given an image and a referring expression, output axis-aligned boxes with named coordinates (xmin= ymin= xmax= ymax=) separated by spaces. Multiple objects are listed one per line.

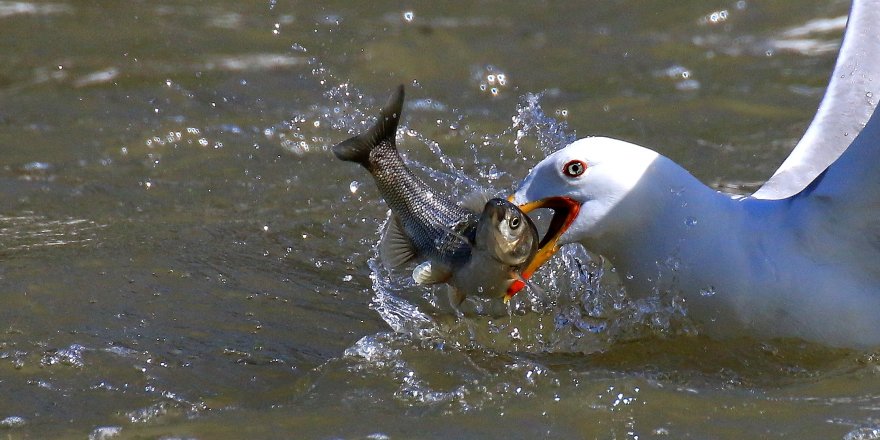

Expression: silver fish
xmin=332 ymin=85 xmax=538 ymax=306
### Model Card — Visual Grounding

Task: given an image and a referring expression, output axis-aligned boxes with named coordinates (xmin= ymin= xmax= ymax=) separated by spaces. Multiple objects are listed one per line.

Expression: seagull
xmin=508 ymin=0 xmax=880 ymax=348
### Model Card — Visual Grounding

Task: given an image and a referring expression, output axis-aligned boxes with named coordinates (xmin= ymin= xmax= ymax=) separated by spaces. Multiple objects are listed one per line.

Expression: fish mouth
xmin=504 ymin=196 xmax=582 ymax=301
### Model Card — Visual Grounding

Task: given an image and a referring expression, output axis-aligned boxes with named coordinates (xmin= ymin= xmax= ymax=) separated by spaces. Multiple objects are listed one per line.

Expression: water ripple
xmin=0 ymin=1 xmax=70 ymax=19
xmin=0 ymin=213 xmax=105 ymax=253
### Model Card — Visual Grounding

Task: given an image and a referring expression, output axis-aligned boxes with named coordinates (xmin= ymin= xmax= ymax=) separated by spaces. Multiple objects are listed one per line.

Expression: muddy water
xmin=1 ymin=1 xmax=878 ymax=439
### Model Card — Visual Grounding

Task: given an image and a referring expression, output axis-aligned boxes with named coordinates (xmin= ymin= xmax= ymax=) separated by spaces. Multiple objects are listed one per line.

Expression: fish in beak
xmin=504 ymin=196 xmax=582 ymax=301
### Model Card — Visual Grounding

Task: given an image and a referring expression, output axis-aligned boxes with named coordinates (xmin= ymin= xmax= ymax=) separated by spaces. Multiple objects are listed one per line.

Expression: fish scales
xmin=368 ymin=133 xmax=479 ymax=266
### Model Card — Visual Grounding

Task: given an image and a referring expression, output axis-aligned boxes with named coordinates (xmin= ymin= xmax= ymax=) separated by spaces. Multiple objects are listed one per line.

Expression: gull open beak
xmin=504 ymin=196 xmax=582 ymax=302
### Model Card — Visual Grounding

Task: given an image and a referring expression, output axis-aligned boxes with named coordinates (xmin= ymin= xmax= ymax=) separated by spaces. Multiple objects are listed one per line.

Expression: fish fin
xmin=380 ymin=214 xmax=417 ymax=268
xmin=412 ymin=261 xmax=452 ymax=285
xmin=331 ymin=85 xmax=405 ymax=168
xmin=459 ymin=189 xmax=493 ymax=213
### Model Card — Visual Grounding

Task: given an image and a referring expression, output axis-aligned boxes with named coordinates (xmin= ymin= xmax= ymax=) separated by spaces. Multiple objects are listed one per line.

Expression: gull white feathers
xmin=511 ymin=0 xmax=880 ymax=348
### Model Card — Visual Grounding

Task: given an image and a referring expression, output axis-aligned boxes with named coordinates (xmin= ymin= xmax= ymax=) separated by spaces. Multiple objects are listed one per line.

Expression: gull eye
xmin=563 ymin=160 xmax=587 ymax=177
xmin=508 ymin=217 xmax=521 ymax=230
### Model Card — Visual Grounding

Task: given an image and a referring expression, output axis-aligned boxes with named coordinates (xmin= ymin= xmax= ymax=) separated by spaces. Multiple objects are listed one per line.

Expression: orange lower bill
xmin=504 ymin=196 xmax=582 ymax=302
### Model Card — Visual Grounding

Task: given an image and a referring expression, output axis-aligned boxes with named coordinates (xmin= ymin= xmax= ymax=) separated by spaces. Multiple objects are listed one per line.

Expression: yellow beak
xmin=504 ymin=196 xmax=582 ymax=302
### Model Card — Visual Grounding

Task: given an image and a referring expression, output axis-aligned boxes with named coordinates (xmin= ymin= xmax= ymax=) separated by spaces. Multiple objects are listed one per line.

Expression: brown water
xmin=2 ymin=1 xmax=879 ymax=439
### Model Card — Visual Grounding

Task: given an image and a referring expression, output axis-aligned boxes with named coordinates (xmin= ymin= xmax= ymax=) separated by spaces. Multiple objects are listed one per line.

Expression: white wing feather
xmin=753 ymin=0 xmax=880 ymax=200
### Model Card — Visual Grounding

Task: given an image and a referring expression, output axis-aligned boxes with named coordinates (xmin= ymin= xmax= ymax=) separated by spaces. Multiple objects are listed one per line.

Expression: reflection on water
xmin=0 ymin=1 xmax=70 ymax=19
xmin=0 ymin=0 xmax=878 ymax=438
xmin=0 ymin=214 xmax=104 ymax=252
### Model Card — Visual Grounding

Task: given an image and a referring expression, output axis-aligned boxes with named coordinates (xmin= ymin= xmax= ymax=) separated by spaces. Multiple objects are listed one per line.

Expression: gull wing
xmin=806 ymin=94 xmax=880 ymax=208
xmin=786 ymin=99 xmax=880 ymax=281
xmin=752 ymin=0 xmax=880 ymax=200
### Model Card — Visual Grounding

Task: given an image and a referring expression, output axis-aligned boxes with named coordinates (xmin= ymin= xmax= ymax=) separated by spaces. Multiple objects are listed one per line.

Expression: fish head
xmin=476 ymin=198 xmax=539 ymax=267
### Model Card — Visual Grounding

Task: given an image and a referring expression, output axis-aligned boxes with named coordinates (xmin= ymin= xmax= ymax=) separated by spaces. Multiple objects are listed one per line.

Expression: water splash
xmin=367 ymin=256 xmax=439 ymax=340
xmin=511 ymin=92 xmax=577 ymax=157
xmin=344 ymin=333 xmax=469 ymax=408
xmin=351 ymin=92 xmax=691 ymax=353
xmin=298 ymin=40 xmax=689 ymax=353
xmin=270 ymin=72 xmax=371 ymax=156
xmin=340 ymin=331 xmax=560 ymax=411
xmin=845 ymin=426 xmax=880 ymax=440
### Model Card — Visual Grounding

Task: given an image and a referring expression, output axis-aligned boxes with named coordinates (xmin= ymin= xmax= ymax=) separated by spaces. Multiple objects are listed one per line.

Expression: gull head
xmin=509 ymin=137 xmax=666 ymax=288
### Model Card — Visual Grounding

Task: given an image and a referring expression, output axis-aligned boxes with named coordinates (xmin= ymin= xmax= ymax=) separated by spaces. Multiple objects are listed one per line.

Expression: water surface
xmin=1 ymin=1 xmax=878 ymax=439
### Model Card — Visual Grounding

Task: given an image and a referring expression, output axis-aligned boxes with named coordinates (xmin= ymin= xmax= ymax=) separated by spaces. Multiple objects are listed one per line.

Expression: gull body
xmin=511 ymin=0 xmax=880 ymax=347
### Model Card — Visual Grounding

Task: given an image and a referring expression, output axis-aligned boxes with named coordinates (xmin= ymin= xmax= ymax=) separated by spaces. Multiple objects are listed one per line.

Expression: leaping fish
xmin=332 ymin=85 xmax=538 ymax=306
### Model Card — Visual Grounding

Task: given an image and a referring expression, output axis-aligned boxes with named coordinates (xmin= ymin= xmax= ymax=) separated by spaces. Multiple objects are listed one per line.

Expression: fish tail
xmin=331 ymin=84 xmax=405 ymax=169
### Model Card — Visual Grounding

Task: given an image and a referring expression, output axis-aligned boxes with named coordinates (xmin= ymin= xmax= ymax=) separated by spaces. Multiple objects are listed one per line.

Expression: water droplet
xmin=665 ymin=257 xmax=681 ymax=271
xmin=482 ymin=164 xmax=502 ymax=180
xmin=685 ymin=216 xmax=698 ymax=227
xmin=700 ymin=286 xmax=716 ymax=297
xmin=343 ymin=274 xmax=353 ymax=282
xmin=403 ymin=11 xmax=414 ymax=22
xmin=349 ymin=180 xmax=360 ymax=194
xmin=509 ymin=327 xmax=521 ymax=340
xmin=708 ymin=9 xmax=728 ymax=24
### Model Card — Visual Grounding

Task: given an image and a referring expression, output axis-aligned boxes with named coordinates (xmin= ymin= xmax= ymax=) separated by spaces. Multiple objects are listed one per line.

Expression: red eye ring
xmin=562 ymin=159 xmax=587 ymax=177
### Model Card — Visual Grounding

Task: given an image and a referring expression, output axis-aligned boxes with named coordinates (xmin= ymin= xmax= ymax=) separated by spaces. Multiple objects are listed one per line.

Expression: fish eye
xmin=562 ymin=159 xmax=587 ymax=177
xmin=508 ymin=217 xmax=521 ymax=229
